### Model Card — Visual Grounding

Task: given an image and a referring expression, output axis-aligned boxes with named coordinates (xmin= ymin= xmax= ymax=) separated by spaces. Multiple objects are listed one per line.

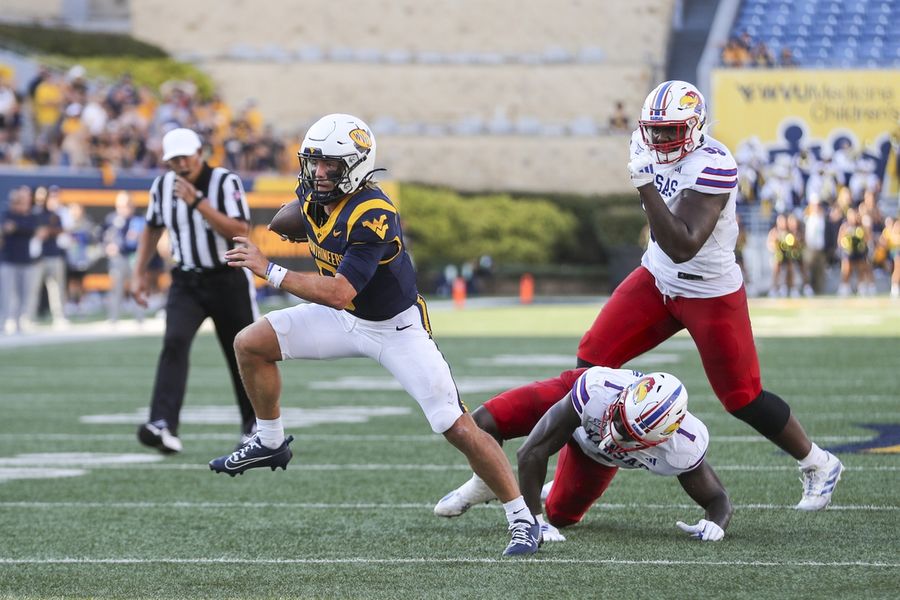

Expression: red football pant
xmin=577 ymin=267 xmax=762 ymax=411
xmin=484 ymin=368 xmax=619 ymax=527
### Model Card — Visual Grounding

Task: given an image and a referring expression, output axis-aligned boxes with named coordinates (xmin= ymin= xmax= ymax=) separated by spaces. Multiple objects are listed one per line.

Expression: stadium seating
xmin=731 ymin=0 xmax=899 ymax=68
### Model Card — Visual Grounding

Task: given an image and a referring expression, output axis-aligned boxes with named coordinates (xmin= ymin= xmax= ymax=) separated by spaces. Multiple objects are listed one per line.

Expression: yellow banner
xmin=711 ymin=69 xmax=899 ymax=190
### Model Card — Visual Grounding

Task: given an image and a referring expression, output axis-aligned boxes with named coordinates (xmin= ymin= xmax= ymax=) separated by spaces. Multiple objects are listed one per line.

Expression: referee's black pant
xmin=148 ymin=266 xmax=257 ymax=435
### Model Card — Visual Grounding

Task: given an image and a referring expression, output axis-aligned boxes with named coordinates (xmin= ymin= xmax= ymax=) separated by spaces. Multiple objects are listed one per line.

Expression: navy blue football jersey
xmin=296 ymin=184 xmax=419 ymax=321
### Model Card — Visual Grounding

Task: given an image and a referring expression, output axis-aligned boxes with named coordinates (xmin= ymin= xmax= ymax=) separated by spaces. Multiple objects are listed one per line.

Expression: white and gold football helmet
xmin=298 ymin=113 xmax=377 ymax=204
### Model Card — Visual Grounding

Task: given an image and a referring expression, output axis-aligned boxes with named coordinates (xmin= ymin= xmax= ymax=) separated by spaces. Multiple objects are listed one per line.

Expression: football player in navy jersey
xmin=579 ymin=81 xmax=842 ymax=511
xmin=209 ymin=114 xmax=541 ymax=556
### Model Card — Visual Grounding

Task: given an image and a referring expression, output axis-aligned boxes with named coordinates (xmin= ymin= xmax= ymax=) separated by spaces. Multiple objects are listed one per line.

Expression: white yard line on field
xmin=0 ymin=433 xmax=876 ymax=443
xmin=0 ymin=557 xmax=896 ymax=568
xmin=7 ymin=462 xmax=892 ymax=472
xmin=0 ymin=501 xmax=896 ymax=511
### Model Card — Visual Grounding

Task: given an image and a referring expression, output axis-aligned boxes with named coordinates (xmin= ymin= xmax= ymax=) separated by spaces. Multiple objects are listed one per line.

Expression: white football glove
xmin=676 ymin=519 xmax=725 ymax=542
xmin=627 ymin=154 xmax=655 ymax=189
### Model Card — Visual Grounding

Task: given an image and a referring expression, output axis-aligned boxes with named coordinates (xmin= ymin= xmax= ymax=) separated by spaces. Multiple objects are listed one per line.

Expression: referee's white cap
xmin=162 ymin=128 xmax=202 ymax=161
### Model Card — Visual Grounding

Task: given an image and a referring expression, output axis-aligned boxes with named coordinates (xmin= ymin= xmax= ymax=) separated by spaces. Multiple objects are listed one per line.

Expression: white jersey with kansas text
xmin=631 ymin=130 xmax=743 ymax=298
xmin=569 ymin=366 xmax=708 ymax=476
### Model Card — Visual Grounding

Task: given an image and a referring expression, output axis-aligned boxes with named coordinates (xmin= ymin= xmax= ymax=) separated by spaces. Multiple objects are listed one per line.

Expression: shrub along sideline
xmin=400 ymin=184 xmax=646 ymax=291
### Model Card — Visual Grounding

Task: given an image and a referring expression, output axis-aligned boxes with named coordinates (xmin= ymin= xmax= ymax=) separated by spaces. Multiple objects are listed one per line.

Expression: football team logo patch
xmin=679 ymin=91 xmax=704 ymax=116
xmin=679 ymin=91 xmax=700 ymax=110
xmin=349 ymin=128 xmax=372 ymax=151
xmin=630 ymin=376 xmax=656 ymax=404
xmin=362 ymin=214 xmax=389 ymax=239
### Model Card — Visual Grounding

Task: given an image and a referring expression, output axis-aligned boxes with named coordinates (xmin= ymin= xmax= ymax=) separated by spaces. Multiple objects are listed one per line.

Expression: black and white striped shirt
xmin=146 ymin=163 xmax=250 ymax=270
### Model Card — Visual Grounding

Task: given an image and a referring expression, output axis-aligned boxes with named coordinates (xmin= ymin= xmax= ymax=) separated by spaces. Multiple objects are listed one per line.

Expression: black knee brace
xmin=731 ymin=390 xmax=792 ymax=439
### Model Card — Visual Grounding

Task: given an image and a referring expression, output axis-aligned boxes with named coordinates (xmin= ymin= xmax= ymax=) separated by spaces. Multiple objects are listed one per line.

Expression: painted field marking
xmin=0 ymin=501 xmax=895 ymax=511
xmin=0 ymin=557 xmax=895 ymax=567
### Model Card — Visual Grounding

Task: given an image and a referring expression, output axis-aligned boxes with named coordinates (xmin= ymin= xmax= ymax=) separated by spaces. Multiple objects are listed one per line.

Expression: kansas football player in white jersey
xmin=576 ymin=80 xmax=842 ymax=511
xmin=434 ymin=367 xmax=733 ymax=543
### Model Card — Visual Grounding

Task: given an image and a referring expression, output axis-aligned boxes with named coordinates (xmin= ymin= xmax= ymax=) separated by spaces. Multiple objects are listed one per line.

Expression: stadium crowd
xmin=0 ymin=64 xmax=292 ymax=174
xmin=734 ymin=136 xmax=899 ymax=298
xmin=720 ymin=31 xmax=797 ymax=68
xmin=2 ymin=62 xmax=900 ymax=335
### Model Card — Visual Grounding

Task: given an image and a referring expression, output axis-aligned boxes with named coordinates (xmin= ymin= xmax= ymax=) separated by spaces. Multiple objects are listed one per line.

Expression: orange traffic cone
xmin=452 ymin=276 xmax=466 ymax=309
xmin=520 ymin=273 xmax=534 ymax=305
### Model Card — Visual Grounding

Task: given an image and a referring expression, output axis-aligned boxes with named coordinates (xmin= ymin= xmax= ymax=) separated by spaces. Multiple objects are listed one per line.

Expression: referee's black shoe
xmin=137 ymin=419 xmax=183 ymax=454
xmin=209 ymin=435 xmax=294 ymax=476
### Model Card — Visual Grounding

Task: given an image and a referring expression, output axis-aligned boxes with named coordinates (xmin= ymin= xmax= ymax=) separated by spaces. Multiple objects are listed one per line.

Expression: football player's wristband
xmin=265 ymin=262 xmax=288 ymax=289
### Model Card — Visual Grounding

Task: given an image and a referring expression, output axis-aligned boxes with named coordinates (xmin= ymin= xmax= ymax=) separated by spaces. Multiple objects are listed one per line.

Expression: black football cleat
xmin=137 ymin=419 xmax=183 ymax=454
xmin=209 ymin=435 xmax=294 ymax=477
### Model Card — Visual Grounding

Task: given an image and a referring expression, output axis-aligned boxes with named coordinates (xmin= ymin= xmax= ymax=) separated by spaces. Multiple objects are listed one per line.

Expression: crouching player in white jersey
xmin=578 ymin=80 xmax=842 ymax=511
xmin=435 ymin=367 xmax=733 ymax=543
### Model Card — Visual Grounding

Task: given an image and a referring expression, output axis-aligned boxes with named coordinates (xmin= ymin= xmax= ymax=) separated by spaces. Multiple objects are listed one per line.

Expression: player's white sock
xmin=256 ymin=417 xmax=285 ymax=449
xmin=503 ymin=496 xmax=535 ymax=525
xmin=798 ymin=443 xmax=828 ymax=469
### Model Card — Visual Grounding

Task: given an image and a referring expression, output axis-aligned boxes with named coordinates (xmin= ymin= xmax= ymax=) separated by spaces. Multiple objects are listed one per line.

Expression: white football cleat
xmin=434 ymin=474 xmax=496 ymax=517
xmin=540 ymin=480 xmax=553 ymax=501
xmin=540 ymin=521 xmax=566 ymax=543
xmin=796 ymin=451 xmax=844 ymax=511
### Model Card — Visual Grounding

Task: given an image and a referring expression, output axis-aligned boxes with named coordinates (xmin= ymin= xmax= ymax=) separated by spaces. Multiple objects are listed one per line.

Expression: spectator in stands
xmin=60 ymin=202 xmax=99 ymax=316
xmin=721 ymin=36 xmax=751 ymax=67
xmin=26 ymin=185 xmax=69 ymax=328
xmin=60 ymin=102 xmax=91 ymax=168
xmin=803 ymin=194 xmax=829 ymax=295
xmin=105 ymin=72 xmax=138 ymax=119
xmin=26 ymin=65 xmax=49 ymax=101
xmin=750 ymin=41 xmax=775 ymax=68
xmin=779 ymin=47 xmax=798 ymax=67
xmin=32 ymin=71 xmax=65 ymax=155
xmin=0 ymin=76 xmax=19 ymax=133
xmin=608 ymin=101 xmax=630 ymax=133
xmin=0 ymin=187 xmax=38 ymax=334
xmin=103 ymin=191 xmax=145 ymax=323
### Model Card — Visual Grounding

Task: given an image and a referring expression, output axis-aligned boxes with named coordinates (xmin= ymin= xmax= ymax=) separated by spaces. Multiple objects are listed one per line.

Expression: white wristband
xmin=265 ymin=262 xmax=288 ymax=289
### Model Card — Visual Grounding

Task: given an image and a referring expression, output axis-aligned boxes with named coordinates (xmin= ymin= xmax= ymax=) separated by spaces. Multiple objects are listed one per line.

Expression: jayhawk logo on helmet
xmin=679 ymin=91 xmax=703 ymax=115
xmin=628 ymin=376 xmax=656 ymax=405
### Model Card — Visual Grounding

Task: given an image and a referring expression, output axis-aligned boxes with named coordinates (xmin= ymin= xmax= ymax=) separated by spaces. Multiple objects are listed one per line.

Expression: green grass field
xmin=1 ymin=298 xmax=898 ymax=599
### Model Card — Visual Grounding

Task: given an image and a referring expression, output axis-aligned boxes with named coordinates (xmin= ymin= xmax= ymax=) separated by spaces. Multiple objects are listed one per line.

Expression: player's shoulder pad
xmin=570 ymin=366 xmax=622 ymax=415
xmin=666 ymin=412 xmax=710 ymax=472
xmin=346 ymin=188 xmax=399 ymax=244
xmin=680 ymin=142 xmax=738 ymax=194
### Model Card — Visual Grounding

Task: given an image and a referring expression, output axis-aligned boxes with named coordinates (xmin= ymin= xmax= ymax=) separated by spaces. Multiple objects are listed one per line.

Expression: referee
xmin=132 ymin=127 xmax=257 ymax=454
